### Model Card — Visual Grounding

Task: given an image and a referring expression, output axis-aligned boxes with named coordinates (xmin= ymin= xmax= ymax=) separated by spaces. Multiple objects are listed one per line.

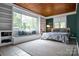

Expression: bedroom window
xmin=53 ymin=16 xmax=66 ymax=28
xmin=13 ymin=12 xmax=39 ymax=36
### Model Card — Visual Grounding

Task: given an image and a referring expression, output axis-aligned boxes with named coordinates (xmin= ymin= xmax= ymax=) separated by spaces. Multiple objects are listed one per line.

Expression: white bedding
xmin=41 ymin=32 xmax=69 ymax=42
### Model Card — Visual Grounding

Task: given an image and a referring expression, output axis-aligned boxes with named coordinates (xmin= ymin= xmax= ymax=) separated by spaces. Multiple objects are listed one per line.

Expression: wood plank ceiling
xmin=15 ymin=3 xmax=76 ymax=17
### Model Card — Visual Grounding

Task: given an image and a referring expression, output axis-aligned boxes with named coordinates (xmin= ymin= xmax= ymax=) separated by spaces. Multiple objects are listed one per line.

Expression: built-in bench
xmin=13 ymin=34 xmax=41 ymax=44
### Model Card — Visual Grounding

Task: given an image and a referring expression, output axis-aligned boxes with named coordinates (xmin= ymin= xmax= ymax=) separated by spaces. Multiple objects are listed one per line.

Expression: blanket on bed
xmin=41 ymin=32 xmax=69 ymax=43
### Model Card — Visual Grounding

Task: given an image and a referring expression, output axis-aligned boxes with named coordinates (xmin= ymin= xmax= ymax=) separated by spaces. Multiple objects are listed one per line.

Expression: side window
xmin=53 ymin=16 xmax=66 ymax=28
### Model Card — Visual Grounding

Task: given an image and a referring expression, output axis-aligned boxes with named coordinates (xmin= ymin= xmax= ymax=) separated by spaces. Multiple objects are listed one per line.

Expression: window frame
xmin=12 ymin=11 xmax=39 ymax=34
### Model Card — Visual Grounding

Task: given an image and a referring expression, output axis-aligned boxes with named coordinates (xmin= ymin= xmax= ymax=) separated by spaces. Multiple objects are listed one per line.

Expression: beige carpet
xmin=16 ymin=39 xmax=76 ymax=56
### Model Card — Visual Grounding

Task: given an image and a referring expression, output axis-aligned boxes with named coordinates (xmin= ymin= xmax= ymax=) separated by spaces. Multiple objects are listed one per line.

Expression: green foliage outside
xmin=13 ymin=12 xmax=38 ymax=30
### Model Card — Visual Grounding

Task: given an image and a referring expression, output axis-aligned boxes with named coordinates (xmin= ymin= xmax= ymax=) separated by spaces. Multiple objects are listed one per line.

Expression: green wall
xmin=77 ymin=4 xmax=79 ymax=42
xmin=67 ymin=14 xmax=77 ymax=37
xmin=46 ymin=18 xmax=53 ymax=32
xmin=66 ymin=3 xmax=79 ymax=43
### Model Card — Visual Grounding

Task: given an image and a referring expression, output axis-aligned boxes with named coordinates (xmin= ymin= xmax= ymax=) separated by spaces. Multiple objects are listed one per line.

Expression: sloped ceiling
xmin=15 ymin=3 xmax=76 ymax=17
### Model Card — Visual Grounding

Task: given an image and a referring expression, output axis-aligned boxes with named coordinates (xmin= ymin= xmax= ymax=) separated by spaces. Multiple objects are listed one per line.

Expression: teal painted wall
xmin=46 ymin=18 xmax=53 ymax=32
xmin=77 ymin=4 xmax=79 ymax=42
xmin=67 ymin=14 xmax=77 ymax=37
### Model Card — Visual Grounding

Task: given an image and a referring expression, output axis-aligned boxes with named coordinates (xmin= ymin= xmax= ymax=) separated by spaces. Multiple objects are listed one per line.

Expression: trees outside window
xmin=13 ymin=12 xmax=39 ymax=33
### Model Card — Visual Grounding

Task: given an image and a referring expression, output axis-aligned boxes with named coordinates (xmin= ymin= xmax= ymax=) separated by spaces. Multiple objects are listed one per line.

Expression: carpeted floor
xmin=16 ymin=39 xmax=77 ymax=56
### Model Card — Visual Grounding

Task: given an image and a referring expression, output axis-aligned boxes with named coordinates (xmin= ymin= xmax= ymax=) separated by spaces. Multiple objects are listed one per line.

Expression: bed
xmin=41 ymin=28 xmax=70 ymax=43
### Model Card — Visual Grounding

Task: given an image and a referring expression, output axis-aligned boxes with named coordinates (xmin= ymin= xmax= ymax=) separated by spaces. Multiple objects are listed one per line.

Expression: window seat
xmin=13 ymin=34 xmax=41 ymax=44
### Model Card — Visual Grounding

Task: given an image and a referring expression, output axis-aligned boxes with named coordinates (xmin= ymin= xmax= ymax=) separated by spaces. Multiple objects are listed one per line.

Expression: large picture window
xmin=13 ymin=12 xmax=39 ymax=36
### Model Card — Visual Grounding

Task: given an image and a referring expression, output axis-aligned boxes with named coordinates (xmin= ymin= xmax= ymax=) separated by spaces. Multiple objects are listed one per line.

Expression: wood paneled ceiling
xmin=15 ymin=3 xmax=76 ymax=17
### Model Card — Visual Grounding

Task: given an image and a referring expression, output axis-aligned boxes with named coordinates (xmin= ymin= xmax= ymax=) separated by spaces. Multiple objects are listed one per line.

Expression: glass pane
xmin=60 ymin=22 xmax=66 ymax=28
xmin=13 ymin=12 xmax=22 ymax=29
xmin=54 ymin=23 xmax=59 ymax=28
xmin=21 ymin=14 xmax=38 ymax=32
